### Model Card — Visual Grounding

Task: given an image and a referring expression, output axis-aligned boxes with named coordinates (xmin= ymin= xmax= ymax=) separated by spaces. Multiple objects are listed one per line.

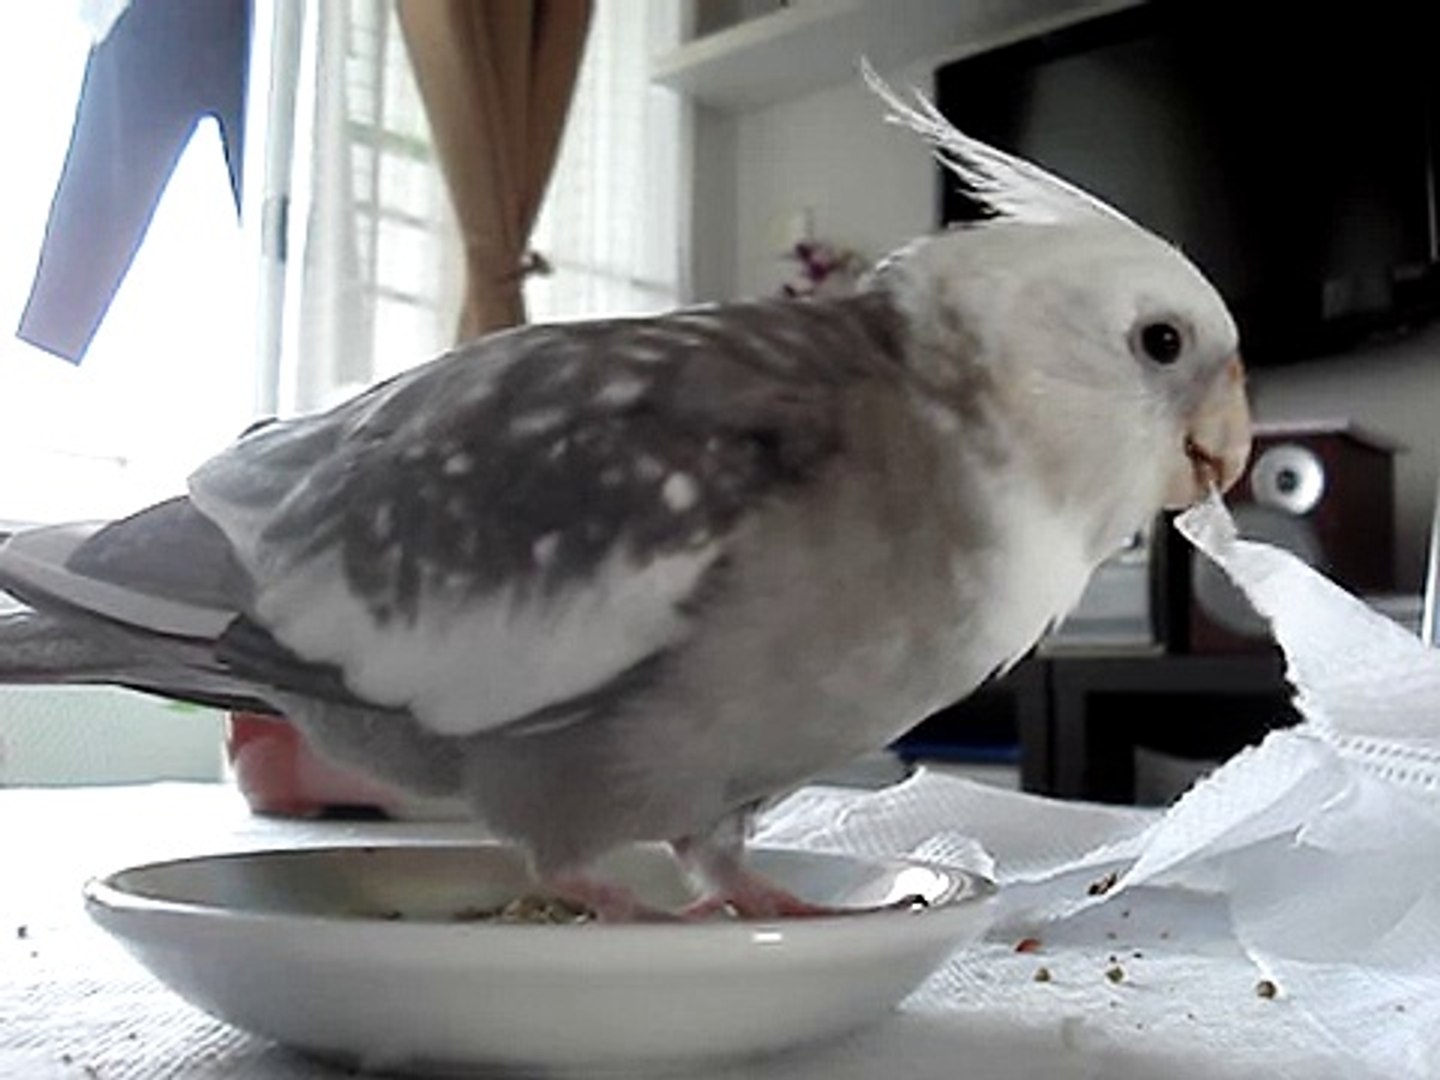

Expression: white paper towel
xmin=758 ymin=492 xmax=1440 ymax=1079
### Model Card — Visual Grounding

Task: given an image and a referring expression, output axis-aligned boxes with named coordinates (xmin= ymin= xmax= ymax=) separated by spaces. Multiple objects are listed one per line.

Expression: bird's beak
xmin=1162 ymin=355 xmax=1251 ymax=509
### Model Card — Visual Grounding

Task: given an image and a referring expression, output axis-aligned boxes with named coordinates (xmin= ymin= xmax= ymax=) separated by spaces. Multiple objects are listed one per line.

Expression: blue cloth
xmin=18 ymin=0 xmax=251 ymax=363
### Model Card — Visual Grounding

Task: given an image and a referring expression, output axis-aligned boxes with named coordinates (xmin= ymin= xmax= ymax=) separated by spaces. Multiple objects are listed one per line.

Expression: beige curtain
xmin=396 ymin=0 xmax=592 ymax=342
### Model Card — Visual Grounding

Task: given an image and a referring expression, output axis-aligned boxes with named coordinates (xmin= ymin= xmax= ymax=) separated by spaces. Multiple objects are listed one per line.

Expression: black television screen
xmin=935 ymin=2 xmax=1440 ymax=364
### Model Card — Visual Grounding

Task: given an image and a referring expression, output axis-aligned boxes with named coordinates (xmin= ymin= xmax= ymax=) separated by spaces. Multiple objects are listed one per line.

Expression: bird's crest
xmin=861 ymin=58 xmax=1135 ymax=229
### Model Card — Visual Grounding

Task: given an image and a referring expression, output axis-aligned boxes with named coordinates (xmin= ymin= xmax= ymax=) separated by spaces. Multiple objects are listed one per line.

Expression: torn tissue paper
xmin=1149 ymin=491 xmax=1440 ymax=1076
xmin=755 ymin=492 xmax=1440 ymax=1080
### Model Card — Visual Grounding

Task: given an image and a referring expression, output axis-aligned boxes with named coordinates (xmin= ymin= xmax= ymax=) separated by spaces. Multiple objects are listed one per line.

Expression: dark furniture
xmin=895 ymin=653 xmax=1299 ymax=806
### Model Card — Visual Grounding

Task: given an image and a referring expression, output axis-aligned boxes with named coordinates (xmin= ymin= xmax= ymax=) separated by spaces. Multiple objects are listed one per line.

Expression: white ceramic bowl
xmin=85 ymin=843 xmax=994 ymax=1076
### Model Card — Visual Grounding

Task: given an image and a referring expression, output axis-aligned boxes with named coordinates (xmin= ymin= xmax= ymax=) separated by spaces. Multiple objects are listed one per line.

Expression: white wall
xmin=726 ymin=61 xmax=935 ymax=299
xmin=690 ymin=105 xmax=741 ymax=303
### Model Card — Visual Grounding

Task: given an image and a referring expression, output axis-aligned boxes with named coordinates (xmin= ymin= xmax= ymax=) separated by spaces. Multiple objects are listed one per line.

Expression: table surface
xmin=0 ymin=781 xmax=1363 ymax=1080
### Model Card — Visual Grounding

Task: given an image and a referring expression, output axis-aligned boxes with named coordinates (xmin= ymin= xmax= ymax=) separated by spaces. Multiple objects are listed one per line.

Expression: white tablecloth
xmin=0 ymin=780 xmax=1359 ymax=1080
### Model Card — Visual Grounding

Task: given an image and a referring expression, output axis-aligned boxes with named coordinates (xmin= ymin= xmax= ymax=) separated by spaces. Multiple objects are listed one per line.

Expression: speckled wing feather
xmin=188 ymin=294 xmax=906 ymax=737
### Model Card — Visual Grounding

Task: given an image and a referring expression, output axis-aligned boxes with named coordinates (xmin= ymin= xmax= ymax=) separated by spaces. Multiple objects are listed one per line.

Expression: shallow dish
xmin=85 ymin=843 xmax=994 ymax=1076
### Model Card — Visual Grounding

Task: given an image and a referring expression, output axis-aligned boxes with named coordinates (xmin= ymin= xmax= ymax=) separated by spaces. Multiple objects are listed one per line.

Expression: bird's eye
xmin=1137 ymin=321 xmax=1184 ymax=365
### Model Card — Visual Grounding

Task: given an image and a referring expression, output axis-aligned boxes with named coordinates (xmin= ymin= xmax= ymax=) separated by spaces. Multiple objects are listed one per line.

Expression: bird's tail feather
xmin=0 ymin=608 xmax=133 ymax=683
xmin=0 ymin=607 xmax=275 ymax=714
xmin=0 ymin=505 xmax=274 ymax=712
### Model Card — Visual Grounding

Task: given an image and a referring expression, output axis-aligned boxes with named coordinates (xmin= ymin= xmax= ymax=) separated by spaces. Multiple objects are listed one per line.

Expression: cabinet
xmin=652 ymin=0 xmax=1143 ymax=111
xmin=894 ymin=653 xmax=1298 ymax=806
xmin=1041 ymin=654 xmax=1297 ymax=803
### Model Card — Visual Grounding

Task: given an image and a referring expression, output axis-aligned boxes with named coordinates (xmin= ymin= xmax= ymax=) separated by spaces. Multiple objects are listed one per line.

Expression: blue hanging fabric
xmin=17 ymin=0 xmax=252 ymax=363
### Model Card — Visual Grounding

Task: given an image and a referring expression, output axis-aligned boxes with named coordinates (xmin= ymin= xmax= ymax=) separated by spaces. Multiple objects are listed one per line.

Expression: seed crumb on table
xmin=1088 ymin=871 xmax=1119 ymax=897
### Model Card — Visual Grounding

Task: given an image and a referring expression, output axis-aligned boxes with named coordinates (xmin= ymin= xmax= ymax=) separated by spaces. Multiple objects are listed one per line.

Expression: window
xmin=281 ymin=0 xmax=688 ymax=414
xmin=0 ymin=0 xmax=689 ymax=518
xmin=283 ymin=0 xmax=464 ymax=413
xmin=0 ymin=5 xmax=256 ymax=528
xmin=527 ymin=0 xmax=688 ymax=322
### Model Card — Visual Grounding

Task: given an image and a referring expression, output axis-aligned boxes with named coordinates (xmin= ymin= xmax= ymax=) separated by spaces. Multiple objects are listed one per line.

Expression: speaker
xmin=1163 ymin=423 xmax=1398 ymax=653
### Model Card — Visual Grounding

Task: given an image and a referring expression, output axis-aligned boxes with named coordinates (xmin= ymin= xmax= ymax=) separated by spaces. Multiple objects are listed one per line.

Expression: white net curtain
xmin=286 ymin=0 xmax=688 ymax=415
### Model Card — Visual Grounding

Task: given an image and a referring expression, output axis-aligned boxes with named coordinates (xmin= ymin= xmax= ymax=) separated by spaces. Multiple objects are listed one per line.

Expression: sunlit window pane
xmin=0 ymin=8 xmax=253 ymax=525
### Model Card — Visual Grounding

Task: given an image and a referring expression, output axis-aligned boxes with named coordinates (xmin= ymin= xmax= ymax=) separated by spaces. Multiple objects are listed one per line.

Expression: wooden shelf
xmin=651 ymin=0 xmax=1142 ymax=112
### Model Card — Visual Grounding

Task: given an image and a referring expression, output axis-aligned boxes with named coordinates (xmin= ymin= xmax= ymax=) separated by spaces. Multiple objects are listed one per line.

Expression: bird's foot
xmin=673 ymin=836 xmax=928 ymax=920
xmin=545 ymin=873 xmax=679 ymax=923
xmin=679 ymin=875 xmax=845 ymax=920
xmin=546 ymin=865 xmax=926 ymax=923
xmin=544 ymin=869 xmax=837 ymax=922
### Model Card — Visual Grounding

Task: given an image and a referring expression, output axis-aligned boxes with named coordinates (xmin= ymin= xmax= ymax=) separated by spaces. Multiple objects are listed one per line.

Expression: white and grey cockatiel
xmin=0 ymin=71 xmax=1249 ymax=919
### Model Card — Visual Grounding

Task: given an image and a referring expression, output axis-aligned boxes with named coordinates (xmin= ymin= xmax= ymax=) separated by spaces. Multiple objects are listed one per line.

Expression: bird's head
xmin=863 ymin=63 xmax=1251 ymax=528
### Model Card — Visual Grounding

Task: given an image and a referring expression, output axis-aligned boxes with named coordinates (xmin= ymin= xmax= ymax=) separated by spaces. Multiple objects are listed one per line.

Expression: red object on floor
xmin=226 ymin=713 xmax=399 ymax=818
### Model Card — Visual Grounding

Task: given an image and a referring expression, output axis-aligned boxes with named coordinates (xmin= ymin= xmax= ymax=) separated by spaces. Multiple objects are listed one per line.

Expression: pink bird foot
xmin=545 ymin=873 xmax=679 ymax=923
xmin=673 ymin=835 xmax=928 ymax=921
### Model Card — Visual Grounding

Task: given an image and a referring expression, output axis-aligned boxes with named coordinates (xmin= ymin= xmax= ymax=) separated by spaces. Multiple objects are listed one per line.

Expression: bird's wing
xmin=0 ymin=499 xmax=280 ymax=710
xmin=0 ymin=497 xmax=250 ymax=639
xmin=185 ymin=294 xmax=904 ymax=737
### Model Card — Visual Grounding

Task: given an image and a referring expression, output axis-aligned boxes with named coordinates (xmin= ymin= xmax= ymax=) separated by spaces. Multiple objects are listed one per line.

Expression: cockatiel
xmin=0 ymin=71 xmax=1249 ymax=919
